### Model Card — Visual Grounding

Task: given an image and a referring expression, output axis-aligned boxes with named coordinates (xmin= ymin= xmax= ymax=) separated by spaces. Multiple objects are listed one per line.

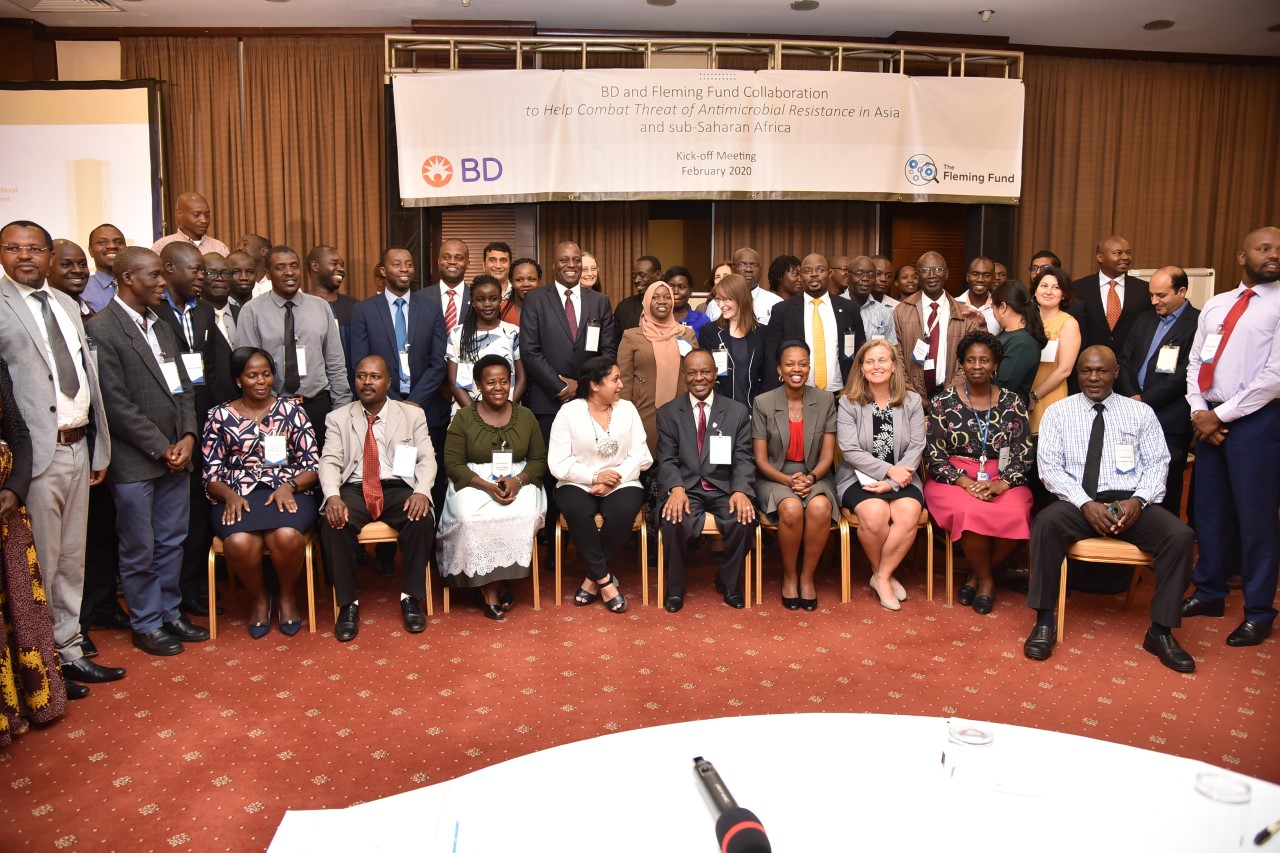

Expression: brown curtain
xmin=538 ymin=202 xmax=649 ymax=304
xmin=713 ymin=201 xmax=878 ymax=273
xmin=1016 ymin=55 xmax=1280 ymax=292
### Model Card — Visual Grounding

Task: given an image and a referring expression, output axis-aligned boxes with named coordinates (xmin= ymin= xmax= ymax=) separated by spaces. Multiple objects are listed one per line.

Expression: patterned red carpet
xmin=1 ymin=542 xmax=1277 ymax=851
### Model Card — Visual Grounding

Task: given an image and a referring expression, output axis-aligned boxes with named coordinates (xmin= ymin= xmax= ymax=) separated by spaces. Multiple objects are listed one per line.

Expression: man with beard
xmin=84 ymin=223 xmax=126 ymax=313
xmin=1073 ymin=236 xmax=1151 ymax=355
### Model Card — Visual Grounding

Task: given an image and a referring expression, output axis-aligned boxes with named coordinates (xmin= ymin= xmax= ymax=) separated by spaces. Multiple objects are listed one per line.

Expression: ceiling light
xmin=647 ymin=0 xmax=677 ymax=6
xmin=790 ymin=0 xmax=819 ymax=10
xmin=1142 ymin=19 xmax=1175 ymax=31
xmin=978 ymin=9 xmax=995 ymax=23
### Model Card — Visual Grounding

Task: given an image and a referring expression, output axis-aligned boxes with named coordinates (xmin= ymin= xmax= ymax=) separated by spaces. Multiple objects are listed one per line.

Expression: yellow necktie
xmin=811 ymin=298 xmax=827 ymax=389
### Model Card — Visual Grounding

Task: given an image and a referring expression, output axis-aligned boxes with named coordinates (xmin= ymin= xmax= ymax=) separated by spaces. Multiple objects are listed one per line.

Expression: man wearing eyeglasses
xmin=842 ymin=255 xmax=897 ymax=344
xmin=702 ymin=247 xmax=782 ymax=326
xmin=763 ymin=253 xmax=867 ymax=393
xmin=199 ymin=253 xmax=242 ymax=421
xmin=892 ymin=251 xmax=984 ymax=401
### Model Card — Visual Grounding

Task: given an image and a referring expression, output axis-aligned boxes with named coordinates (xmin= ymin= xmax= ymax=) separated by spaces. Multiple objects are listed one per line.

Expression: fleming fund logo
xmin=904 ymin=154 xmax=939 ymax=187
xmin=422 ymin=156 xmax=453 ymax=188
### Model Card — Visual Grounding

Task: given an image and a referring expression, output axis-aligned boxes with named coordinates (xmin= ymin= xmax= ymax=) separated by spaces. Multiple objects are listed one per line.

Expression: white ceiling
xmin=5 ymin=0 xmax=1280 ymax=57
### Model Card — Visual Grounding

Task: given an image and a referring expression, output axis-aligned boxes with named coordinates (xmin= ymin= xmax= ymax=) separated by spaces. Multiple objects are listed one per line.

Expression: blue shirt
xmin=1137 ymin=302 xmax=1187 ymax=388
xmin=83 ymin=270 xmax=116 ymax=313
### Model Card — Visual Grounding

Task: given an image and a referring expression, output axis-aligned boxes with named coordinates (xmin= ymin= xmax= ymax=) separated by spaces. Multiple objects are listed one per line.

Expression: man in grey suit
xmin=0 ymin=220 xmax=121 ymax=694
xmin=87 ymin=247 xmax=206 ymax=657
xmin=657 ymin=349 xmax=756 ymax=612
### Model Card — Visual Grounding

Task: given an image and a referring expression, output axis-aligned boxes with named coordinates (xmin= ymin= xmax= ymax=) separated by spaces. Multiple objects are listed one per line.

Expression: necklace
xmin=239 ymin=397 xmax=275 ymax=424
xmin=589 ymin=404 xmax=618 ymax=456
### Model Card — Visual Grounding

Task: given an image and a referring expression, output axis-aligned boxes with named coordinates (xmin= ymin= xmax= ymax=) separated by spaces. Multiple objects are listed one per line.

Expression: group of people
xmin=0 ymin=186 xmax=1276 ymax=742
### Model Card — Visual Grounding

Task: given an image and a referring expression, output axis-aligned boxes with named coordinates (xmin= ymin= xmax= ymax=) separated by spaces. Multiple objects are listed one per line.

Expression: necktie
xmin=31 ymin=291 xmax=80 ymax=398
xmin=1137 ymin=316 xmax=1172 ymax=389
xmin=811 ymin=298 xmax=827 ymax=390
xmin=564 ymin=289 xmax=579 ymax=340
xmin=1197 ymin=289 xmax=1256 ymax=393
xmin=445 ymin=289 xmax=458 ymax=335
xmin=925 ymin=301 xmax=940 ymax=393
xmin=393 ymin=297 xmax=408 ymax=354
xmin=362 ymin=412 xmax=384 ymax=520
xmin=1081 ymin=402 xmax=1106 ymax=499
xmin=215 ymin=307 xmax=233 ymax=342
xmin=181 ymin=304 xmax=195 ymax=348
xmin=282 ymin=301 xmax=300 ymax=394
xmin=697 ymin=401 xmax=714 ymax=491
xmin=1106 ymin=280 xmax=1121 ymax=331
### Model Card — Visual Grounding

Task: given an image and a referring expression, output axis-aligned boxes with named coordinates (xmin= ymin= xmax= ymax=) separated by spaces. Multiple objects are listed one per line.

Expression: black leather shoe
xmin=180 ymin=597 xmax=225 ymax=618
xmin=335 ymin=604 xmax=359 ymax=642
xmin=61 ymin=657 xmax=126 ymax=683
xmin=723 ymin=591 xmax=745 ymax=609
xmin=80 ymin=636 xmax=99 ymax=659
xmin=163 ymin=615 xmax=210 ymax=643
xmin=957 ymin=584 xmax=977 ymax=607
xmin=375 ymin=558 xmax=395 ymax=579
xmin=664 ymin=595 xmax=684 ymax=613
xmin=1023 ymin=625 xmax=1056 ymax=660
xmin=781 ymin=596 xmax=801 ymax=610
xmin=131 ymin=627 xmax=183 ymax=656
xmin=1180 ymin=596 xmax=1225 ymax=618
xmin=1226 ymin=619 xmax=1273 ymax=647
xmin=973 ymin=594 xmax=994 ymax=615
xmin=1142 ymin=631 xmax=1195 ymax=672
xmin=799 ymin=597 xmax=818 ymax=612
xmin=65 ymin=680 xmax=90 ymax=700
xmin=89 ymin=609 xmax=132 ymax=630
xmin=480 ymin=603 xmax=505 ymax=622
xmin=401 ymin=597 xmax=427 ymax=633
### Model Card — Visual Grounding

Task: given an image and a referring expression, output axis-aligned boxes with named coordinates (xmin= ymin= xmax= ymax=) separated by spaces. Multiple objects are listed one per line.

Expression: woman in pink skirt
xmin=924 ymin=330 xmax=1033 ymax=615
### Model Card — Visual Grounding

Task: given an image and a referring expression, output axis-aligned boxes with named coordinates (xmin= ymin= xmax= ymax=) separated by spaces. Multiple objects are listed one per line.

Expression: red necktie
xmin=564 ymin=290 xmax=578 ymax=340
xmin=697 ymin=401 xmax=714 ymax=491
xmin=362 ymin=413 xmax=384 ymax=520
xmin=925 ymin=301 xmax=940 ymax=393
xmin=444 ymin=289 xmax=458 ymax=335
xmin=1197 ymin=288 xmax=1256 ymax=393
xmin=1106 ymin=280 xmax=1121 ymax=331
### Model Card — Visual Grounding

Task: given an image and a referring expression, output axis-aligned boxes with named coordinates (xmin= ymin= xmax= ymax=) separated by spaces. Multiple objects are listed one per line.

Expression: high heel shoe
xmin=598 ymin=575 xmax=627 ymax=614
xmin=799 ymin=598 xmax=818 ymax=612
xmin=278 ymin=601 xmax=302 ymax=637
xmin=781 ymin=595 xmax=801 ymax=611
xmin=573 ymin=582 xmax=600 ymax=607
xmin=869 ymin=577 xmax=901 ymax=611
xmin=248 ymin=599 xmax=272 ymax=639
xmin=481 ymin=603 xmax=505 ymax=622
xmin=498 ymin=582 xmax=515 ymax=612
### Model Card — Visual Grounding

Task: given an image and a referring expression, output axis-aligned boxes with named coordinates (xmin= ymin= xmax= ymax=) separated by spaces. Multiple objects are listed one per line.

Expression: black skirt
xmin=210 ymin=484 xmax=318 ymax=538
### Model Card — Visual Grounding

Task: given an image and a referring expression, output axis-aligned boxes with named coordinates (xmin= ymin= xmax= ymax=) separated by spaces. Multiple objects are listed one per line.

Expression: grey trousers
xmin=26 ymin=438 xmax=90 ymax=664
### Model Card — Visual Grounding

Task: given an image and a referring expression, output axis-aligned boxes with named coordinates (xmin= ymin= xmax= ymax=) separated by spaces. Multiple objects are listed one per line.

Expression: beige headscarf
xmin=639 ymin=281 xmax=690 ymax=408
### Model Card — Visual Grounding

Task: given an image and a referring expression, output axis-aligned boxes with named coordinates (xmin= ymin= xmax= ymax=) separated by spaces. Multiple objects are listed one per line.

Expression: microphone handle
xmin=693 ymin=756 xmax=738 ymax=814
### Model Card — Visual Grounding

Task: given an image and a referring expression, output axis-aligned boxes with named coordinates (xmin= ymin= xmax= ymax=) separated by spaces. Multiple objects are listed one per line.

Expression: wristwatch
xmin=1136 ymin=497 xmax=1152 ymax=512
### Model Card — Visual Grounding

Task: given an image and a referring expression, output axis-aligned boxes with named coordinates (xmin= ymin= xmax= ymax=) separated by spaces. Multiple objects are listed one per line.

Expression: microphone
xmin=693 ymin=756 xmax=771 ymax=853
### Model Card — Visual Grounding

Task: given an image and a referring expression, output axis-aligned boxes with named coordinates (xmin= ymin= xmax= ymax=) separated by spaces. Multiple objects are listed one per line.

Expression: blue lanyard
xmin=965 ymin=382 xmax=994 ymax=461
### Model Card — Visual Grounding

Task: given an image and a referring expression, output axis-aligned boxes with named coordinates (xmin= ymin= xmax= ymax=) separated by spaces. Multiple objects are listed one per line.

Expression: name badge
xmin=1040 ymin=339 xmax=1059 ymax=363
xmin=713 ymin=349 xmax=729 ymax=376
xmin=262 ymin=433 xmax=288 ymax=466
xmin=676 ymin=338 xmax=693 ymax=357
xmin=455 ymin=361 xmax=474 ymax=389
xmin=1155 ymin=345 xmax=1179 ymax=373
xmin=584 ymin=322 xmax=601 ymax=353
xmin=843 ymin=334 xmax=856 ymax=356
xmin=159 ymin=357 xmax=184 ymax=394
xmin=923 ymin=359 xmax=936 ymax=371
xmin=998 ymin=446 xmax=1011 ymax=472
xmin=912 ymin=339 xmax=929 ymax=365
xmin=399 ymin=349 xmax=411 ymax=380
xmin=181 ymin=352 xmax=205 ymax=384
xmin=1114 ymin=443 xmax=1136 ymax=474
xmin=708 ymin=433 xmax=732 ymax=466
xmin=871 ymin=334 xmax=885 ymax=341
xmin=294 ymin=345 xmax=308 ymax=378
xmin=1199 ymin=333 xmax=1222 ymax=364
xmin=491 ymin=450 xmax=513 ymax=478
xmin=392 ymin=443 xmax=418 ymax=479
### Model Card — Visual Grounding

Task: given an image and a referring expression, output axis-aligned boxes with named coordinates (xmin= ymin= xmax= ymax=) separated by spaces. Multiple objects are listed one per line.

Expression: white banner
xmin=393 ymin=69 xmax=1024 ymax=206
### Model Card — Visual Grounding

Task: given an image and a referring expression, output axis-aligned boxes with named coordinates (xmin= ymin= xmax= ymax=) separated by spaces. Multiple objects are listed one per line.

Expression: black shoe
xmin=781 ymin=596 xmax=801 ymax=611
xmin=973 ymin=594 xmax=994 ymax=615
xmin=799 ymin=597 xmax=817 ymax=612
xmin=664 ymin=595 xmax=684 ymax=613
xmin=89 ymin=610 xmax=132 ymax=630
xmin=401 ymin=597 xmax=427 ymax=633
xmin=375 ymin=558 xmax=395 ymax=579
xmin=65 ymin=680 xmax=90 ymax=700
xmin=957 ymin=584 xmax=977 ymax=607
xmin=498 ymin=583 xmax=515 ymax=613
xmin=335 ymin=604 xmax=359 ymax=642
xmin=1143 ymin=631 xmax=1196 ymax=672
xmin=1023 ymin=625 xmax=1056 ymax=660
xmin=180 ymin=597 xmax=225 ymax=618
xmin=723 ymin=591 xmax=745 ymax=609
xmin=1226 ymin=620 xmax=1273 ymax=647
xmin=1179 ymin=596 xmax=1225 ymax=618
xmin=163 ymin=615 xmax=210 ymax=643
xmin=480 ymin=603 xmax=505 ymax=622
xmin=131 ymin=627 xmax=183 ymax=656
xmin=61 ymin=657 xmax=126 ymax=683
xmin=80 ymin=636 xmax=99 ymax=659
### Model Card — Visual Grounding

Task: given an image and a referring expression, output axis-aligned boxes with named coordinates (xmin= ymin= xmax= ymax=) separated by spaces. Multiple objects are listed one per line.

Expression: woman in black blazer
xmin=697 ymin=273 xmax=765 ymax=409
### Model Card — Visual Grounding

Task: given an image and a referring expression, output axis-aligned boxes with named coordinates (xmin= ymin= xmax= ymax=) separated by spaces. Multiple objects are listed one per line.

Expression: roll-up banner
xmin=393 ymin=69 xmax=1024 ymax=207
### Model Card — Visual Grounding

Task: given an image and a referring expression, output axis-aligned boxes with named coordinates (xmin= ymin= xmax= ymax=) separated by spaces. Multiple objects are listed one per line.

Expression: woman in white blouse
xmin=548 ymin=357 xmax=653 ymax=614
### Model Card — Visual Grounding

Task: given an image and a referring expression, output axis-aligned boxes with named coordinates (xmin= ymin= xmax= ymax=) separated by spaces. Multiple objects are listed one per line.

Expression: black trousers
xmin=556 ymin=485 xmax=645 ymax=583
xmin=1028 ymin=499 xmax=1194 ymax=628
xmin=319 ymin=481 xmax=435 ymax=607
xmin=300 ymin=391 xmax=332 ymax=454
xmin=660 ymin=488 xmax=751 ymax=600
xmin=1161 ymin=441 xmax=1188 ymax=518
xmin=80 ymin=481 xmax=122 ymax=626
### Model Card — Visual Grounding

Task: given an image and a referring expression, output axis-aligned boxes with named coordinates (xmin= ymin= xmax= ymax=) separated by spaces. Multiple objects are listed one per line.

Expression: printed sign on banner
xmin=393 ymin=68 xmax=1024 ymax=206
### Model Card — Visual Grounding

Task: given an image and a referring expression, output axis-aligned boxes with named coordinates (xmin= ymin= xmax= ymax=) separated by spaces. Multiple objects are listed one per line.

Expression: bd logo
xmin=904 ymin=154 xmax=939 ymax=187
xmin=421 ymin=154 xmax=503 ymax=188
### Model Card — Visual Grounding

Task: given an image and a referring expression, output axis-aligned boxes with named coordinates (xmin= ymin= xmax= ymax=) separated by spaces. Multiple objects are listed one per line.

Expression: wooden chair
xmin=1050 ymin=538 xmax=1154 ymax=639
xmin=554 ymin=511 xmax=649 ymax=606
xmin=314 ymin=521 xmax=434 ymax=623
xmin=754 ymin=514 xmax=849 ymax=605
xmin=842 ymin=507 xmax=934 ymax=604
xmin=442 ymin=535 xmax=539 ymax=612
xmin=657 ymin=515 xmax=754 ymax=609
xmin=206 ymin=530 xmax=318 ymax=640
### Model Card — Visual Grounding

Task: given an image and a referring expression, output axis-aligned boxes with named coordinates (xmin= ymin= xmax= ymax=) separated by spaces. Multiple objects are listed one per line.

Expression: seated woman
xmin=499 ymin=257 xmax=541 ymax=325
xmin=992 ymin=280 xmax=1048 ymax=400
xmin=752 ymin=341 xmax=838 ymax=610
xmin=1028 ymin=267 xmax=1081 ymax=433
xmin=619 ymin=279 xmax=697 ymax=460
xmin=437 ymin=354 xmax=547 ymax=621
xmin=548 ymin=357 xmax=653 ymax=614
xmin=666 ymin=265 xmax=710 ymax=335
xmin=447 ymin=274 xmax=524 ymax=415
xmin=836 ymin=340 xmax=926 ymax=611
xmin=697 ymin=273 xmax=765 ymax=410
xmin=202 ymin=347 xmax=320 ymax=637
xmin=923 ymin=331 xmax=1033 ymax=615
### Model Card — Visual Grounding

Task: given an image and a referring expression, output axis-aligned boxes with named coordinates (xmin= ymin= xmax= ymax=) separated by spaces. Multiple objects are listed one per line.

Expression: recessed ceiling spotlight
xmin=790 ymin=0 xmax=819 ymax=10
xmin=1142 ymin=19 xmax=1175 ymax=31
xmin=647 ymin=0 xmax=677 ymax=6
xmin=978 ymin=9 xmax=995 ymax=23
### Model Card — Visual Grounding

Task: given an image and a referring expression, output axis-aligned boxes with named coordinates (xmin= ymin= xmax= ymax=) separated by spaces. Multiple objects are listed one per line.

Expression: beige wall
xmin=56 ymin=41 xmax=121 ymax=81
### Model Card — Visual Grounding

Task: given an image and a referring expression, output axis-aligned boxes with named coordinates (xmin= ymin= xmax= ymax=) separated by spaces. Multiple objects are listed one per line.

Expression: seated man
xmin=1026 ymin=346 xmax=1196 ymax=672
xmin=657 ymin=349 xmax=756 ymax=612
xmin=319 ymin=356 xmax=436 ymax=642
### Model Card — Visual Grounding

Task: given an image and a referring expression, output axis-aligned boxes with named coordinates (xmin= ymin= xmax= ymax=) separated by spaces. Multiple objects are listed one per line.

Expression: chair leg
xmin=639 ymin=518 xmax=649 ymax=607
xmin=554 ymin=523 xmax=563 ymax=606
xmin=532 ymin=539 xmax=541 ymax=611
xmin=945 ymin=535 xmax=954 ymax=607
xmin=755 ymin=526 xmax=763 ymax=606
xmin=743 ymin=543 xmax=751 ymax=610
xmin=443 ymin=586 xmax=450 ymax=614
xmin=1057 ymin=557 xmax=1068 ymax=640
xmin=1122 ymin=563 xmax=1143 ymax=611
xmin=332 ymin=588 xmax=338 ymax=624
xmin=424 ymin=558 xmax=434 ymax=617
xmin=840 ymin=519 xmax=850 ymax=604
xmin=656 ymin=528 xmax=664 ymax=603
xmin=207 ymin=548 xmax=218 ymax=641
xmin=925 ymin=520 xmax=935 ymax=602
xmin=305 ymin=538 xmax=317 ymax=634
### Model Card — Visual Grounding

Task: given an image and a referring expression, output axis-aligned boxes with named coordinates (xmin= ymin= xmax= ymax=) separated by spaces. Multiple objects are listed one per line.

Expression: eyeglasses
xmin=1028 ymin=263 xmax=1054 ymax=273
xmin=801 ymin=266 xmax=829 ymax=276
xmin=205 ymin=270 xmax=235 ymax=279
xmin=0 ymin=244 xmax=50 ymax=255
xmin=917 ymin=266 xmax=944 ymax=275
xmin=735 ymin=262 xmax=761 ymax=270
xmin=831 ymin=265 xmax=850 ymax=272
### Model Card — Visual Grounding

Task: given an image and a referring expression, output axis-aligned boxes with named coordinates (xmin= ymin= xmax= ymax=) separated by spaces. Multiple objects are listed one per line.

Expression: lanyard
xmin=966 ymin=382 xmax=994 ymax=463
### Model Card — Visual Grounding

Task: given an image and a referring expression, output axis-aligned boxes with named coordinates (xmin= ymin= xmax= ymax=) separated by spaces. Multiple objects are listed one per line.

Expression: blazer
xmin=155 ymin=296 xmax=221 ymax=421
xmin=697 ymin=322 xmax=765 ymax=408
xmin=751 ymin=385 xmax=837 ymax=474
xmin=520 ymin=283 xmax=617 ymax=416
xmin=319 ymin=399 xmax=437 ymax=501
xmin=892 ymin=292 xmax=984 ymax=398
xmin=350 ymin=291 xmax=448 ymax=429
xmin=1071 ymin=272 xmax=1152 ymax=355
xmin=1116 ymin=304 xmax=1201 ymax=444
xmin=618 ymin=326 xmax=696 ymax=454
xmin=0 ymin=276 xmax=111 ymax=477
xmin=834 ymin=391 xmax=926 ymax=500
xmin=87 ymin=300 xmax=198 ymax=484
xmin=763 ymin=293 xmax=867 ymax=391
xmin=656 ymin=394 xmax=755 ymax=499
xmin=202 ymin=302 xmax=242 ymax=410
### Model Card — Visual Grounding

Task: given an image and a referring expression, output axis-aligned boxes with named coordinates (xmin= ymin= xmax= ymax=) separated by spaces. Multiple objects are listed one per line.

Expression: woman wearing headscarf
xmin=618 ymin=279 xmax=699 ymax=457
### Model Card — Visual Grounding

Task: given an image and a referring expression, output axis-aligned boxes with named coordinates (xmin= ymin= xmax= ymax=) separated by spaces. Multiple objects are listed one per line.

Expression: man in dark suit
xmin=1116 ymin=266 xmax=1200 ymax=514
xmin=200 ymin=252 xmax=241 ymax=406
xmin=657 ymin=349 xmax=756 ymax=612
xmin=87 ymin=247 xmax=206 ymax=657
xmin=765 ymin=252 xmax=866 ymax=393
xmin=614 ymin=254 xmax=662 ymax=331
xmin=422 ymin=238 xmax=472 ymax=338
xmin=1072 ymin=235 xmax=1152 ymax=359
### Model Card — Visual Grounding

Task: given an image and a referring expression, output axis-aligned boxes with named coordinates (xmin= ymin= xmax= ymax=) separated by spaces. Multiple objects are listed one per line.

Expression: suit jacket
xmin=1116 ymin=304 xmax=1200 ymax=443
xmin=697 ymin=322 xmax=765 ymax=408
xmin=86 ymin=300 xmax=198 ymax=484
xmin=834 ymin=392 xmax=926 ymax=500
xmin=0 ymin=276 xmax=111 ymax=476
xmin=1071 ymin=272 xmax=1152 ymax=356
xmin=319 ymin=399 xmax=437 ymax=500
xmin=349 ymin=291 xmax=448 ymax=428
xmin=520 ymin=283 xmax=617 ymax=415
xmin=763 ymin=293 xmax=867 ymax=392
xmin=751 ymin=385 xmax=837 ymax=475
xmin=892 ymin=292 xmax=984 ymax=398
xmin=200 ymin=301 xmax=242 ymax=410
xmin=155 ymin=296 xmax=221 ymax=421
xmin=656 ymin=394 xmax=755 ymax=499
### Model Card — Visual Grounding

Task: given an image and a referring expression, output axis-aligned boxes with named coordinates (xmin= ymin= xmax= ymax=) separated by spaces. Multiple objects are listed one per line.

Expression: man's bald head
xmin=1076 ymin=345 xmax=1119 ymax=402
xmin=732 ymin=247 xmax=762 ymax=287
xmin=917 ymin=251 xmax=948 ymax=299
xmin=552 ymin=241 xmax=582 ymax=287
xmin=1239 ymin=226 xmax=1280 ymax=286
xmin=174 ymin=192 xmax=212 ymax=240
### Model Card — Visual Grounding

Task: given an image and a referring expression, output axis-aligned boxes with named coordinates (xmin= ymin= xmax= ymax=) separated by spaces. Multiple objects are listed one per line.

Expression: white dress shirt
xmin=251 ymin=276 xmax=273 ymax=299
xmin=346 ymin=410 xmax=394 ymax=484
xmin=439 ymin=281 xmax=466 ymax=322
xmin=956 ymin=290 xmax=1000 ymax=335
xmin=802 ymin=292 xmax=842 ymax=392
xmin=547 ymin=398 xmax=652 ymax=491
xmin=13 ymin=280 xmax=90 ymax=428
xmin=555 ymin=282 xmax=581 ymax=329
xmin=1186 ymin=281 xmax=1280 ymax=422
xmin=688 ymin=391 xmax=717 ymax=433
